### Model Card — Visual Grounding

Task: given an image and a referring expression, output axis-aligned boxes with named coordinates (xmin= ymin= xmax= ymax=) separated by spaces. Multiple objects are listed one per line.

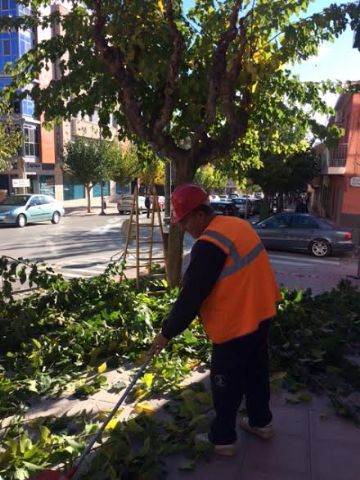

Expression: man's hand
xmin=148 ymin=333 xmax=169 ymax=356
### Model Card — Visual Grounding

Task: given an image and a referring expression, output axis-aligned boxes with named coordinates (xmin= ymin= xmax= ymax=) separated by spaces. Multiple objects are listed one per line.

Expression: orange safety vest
xmin=199 ymin=215 xmax=281 ymax=344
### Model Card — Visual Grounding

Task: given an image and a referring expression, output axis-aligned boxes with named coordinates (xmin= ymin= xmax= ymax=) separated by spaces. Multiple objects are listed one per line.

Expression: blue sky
xmin=291 ymin=1 xmax=360 ymax=85
xmin=183 ymin=0 xmax=360 ymax=107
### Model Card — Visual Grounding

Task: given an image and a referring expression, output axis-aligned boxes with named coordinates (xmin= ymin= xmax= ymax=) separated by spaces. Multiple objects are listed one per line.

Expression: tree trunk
xmin=85 ymin=183 xmax=92 ymax=213
xmin=165 ymin=159 xmax=197 ymax=287
xmin=278 ymin=192 xmax=284 ymax=213
xmin=166 ymin=224 xmax=184 ymax=287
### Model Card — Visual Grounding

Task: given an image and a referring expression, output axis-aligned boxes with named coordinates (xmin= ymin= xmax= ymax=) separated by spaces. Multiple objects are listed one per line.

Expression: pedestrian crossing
xmin=269 ymin=252 xmax=341 ymax=267
xmin=54 ymin=246 xmax=165 ymax=279
xmin=4 ymin=250 xmax=345 ymax=284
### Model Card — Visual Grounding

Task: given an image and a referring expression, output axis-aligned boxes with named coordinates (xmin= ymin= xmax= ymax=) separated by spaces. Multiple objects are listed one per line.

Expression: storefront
xmin=25 ymin=162 xmax=56 ymax=196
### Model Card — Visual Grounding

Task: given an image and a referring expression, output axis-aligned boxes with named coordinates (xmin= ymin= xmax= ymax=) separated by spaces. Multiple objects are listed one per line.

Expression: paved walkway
xmin=65 ymin=204 xmax=120 ymax=216
xmin=167 ymin=390 xmax=360 ymax=480
xmin=4 ymin=366 xmax=359 ymax=480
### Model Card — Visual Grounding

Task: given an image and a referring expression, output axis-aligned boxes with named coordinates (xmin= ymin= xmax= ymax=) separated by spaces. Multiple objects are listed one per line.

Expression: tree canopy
xmin=63 ymin=137 xmax=119 ymax=212
xmin=248 ymin=148 xmax=319 ymax=200
xmin=1 ymin=0 xmax=359 ymax=183
xmin=194 ymin=163 xmax=228 ymax=192
xmin=0 ymin=100 xmax=22 ymax=173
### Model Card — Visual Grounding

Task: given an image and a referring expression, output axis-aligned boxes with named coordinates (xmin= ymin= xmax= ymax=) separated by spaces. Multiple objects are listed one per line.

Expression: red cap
xmin=171 ymin=184 xmax=209 ymax=224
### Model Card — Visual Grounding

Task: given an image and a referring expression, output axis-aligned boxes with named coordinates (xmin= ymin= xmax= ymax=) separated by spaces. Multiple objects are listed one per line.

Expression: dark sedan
xmin=210 ymin=201 xmax=238 ymax=217
xmin=253 ymin=213 xmax=354 ymax=257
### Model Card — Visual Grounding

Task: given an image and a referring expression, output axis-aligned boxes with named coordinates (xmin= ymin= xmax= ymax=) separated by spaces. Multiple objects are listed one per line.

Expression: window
xmin=262 ymin=215 xmax=289 ymax=229
xmin=93 ymin=181 xmax=110 ymax=197
xmin=39 ymin=176 xmax=55 ymax=197
xmin=39 ymin=195 xmax=54 ymax=204
xmin=290 ymin=215 xmax=319 ymax=229
xmin=116 ymin=183 xmax=131 ymax=195
xmin=18 ymin=4 xmax=31 ymax=16
xmin=19 ymin=35 xmax=32 ymax=56
xmin=1 ymin=0 xmax=9 ymax=11
xmin=29 ymin=196 xmax=41 ymax=207
xmin=22 ymin=97 xmax=35 ymax=116
xmin=63 ymin=175 xmax=85 ymax=201
xmin=2 ymin=39 xmax=11 ymax=56
xmin=23 ymin=125 xmax=39 ymax=157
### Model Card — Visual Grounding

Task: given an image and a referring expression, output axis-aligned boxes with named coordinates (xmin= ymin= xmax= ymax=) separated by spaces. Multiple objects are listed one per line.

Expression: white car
xmin=117 ymin=194 xmax=165 ymax=214
xmin=209 ymin=194 xmax=220 ymax=202
xmin=117 ymin=194 xmax=146 ymax=214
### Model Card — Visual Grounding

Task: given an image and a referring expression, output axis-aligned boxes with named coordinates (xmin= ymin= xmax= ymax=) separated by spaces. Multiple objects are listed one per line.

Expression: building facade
xmin=311 ymin=92 xmax=360 ymax=238
xmin=0 ymin=0 xmax=54 ymax=196
xmin=0 ymin=1 xmax=125 ymax=207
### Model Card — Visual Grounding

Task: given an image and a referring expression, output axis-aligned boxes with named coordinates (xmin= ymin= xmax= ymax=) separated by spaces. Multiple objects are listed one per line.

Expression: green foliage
xmin=248 ymin=148 xmax=320 ymax=198
xmin=194 ymin=163 xmax=228 ymax=192
xmin=271 ymin=281 xmax=360 ymax=415
xmin=111 ymin=143 xmax=165 ymax=187
xmin=0 ymin=100 xmax=22 ymax=173
xmin=0 ymin=256 xmax=359 ymax=478
xmin=1 ymin=1 xmax=359 ymax=176
xmin=63 ymin=137 xmax=123 ymax=211
xmin=109 ymin=143 xmax=139 ymax=187
xmin=63 ymin=137 xmax=117 ymax=185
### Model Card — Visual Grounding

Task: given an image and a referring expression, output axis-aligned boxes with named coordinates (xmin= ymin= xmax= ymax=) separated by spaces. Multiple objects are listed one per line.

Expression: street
xmin=0 ymin=211 xmax=359 ymax=294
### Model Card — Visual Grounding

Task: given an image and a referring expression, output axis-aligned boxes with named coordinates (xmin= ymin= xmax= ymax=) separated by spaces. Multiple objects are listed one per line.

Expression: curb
xmin=65 ymin=207 xmax=119 ymax=217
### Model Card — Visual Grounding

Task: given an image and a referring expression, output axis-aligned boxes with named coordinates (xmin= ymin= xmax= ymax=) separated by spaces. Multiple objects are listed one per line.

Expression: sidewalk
xmin=4 ymin=366 xmax=359 ymax=480
xmin=167 ymin=390 xmax=360 ymax=480
xmin=65 ymin=204 xmax=119 ymax=216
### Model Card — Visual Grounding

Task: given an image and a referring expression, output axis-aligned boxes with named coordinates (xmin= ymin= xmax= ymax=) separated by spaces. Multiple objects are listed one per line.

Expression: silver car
xmin=231 ymin=197 xmax=252 ymax=218
xmin=253 ymin=213 xmax=354 ymax=257
xmin=0 ymin=194 xmax=65 ymax=227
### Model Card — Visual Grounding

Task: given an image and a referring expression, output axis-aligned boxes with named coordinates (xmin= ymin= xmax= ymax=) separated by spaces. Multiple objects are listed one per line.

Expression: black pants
xmin=209 ymin=319 xmax=272 ymax=445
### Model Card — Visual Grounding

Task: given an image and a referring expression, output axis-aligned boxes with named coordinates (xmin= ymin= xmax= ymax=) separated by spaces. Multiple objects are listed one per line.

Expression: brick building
xmin=311 ymin=92 xmax=360 ymax=239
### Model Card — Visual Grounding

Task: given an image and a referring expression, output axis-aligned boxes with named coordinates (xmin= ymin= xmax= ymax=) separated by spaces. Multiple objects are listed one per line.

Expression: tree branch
xmin=192 ymin=0 xmax=242 ymax=151
xmin=91 ymin=0 xmax=151 ymax=142
xmin=152 ymin=0 xmax=184 ymax=137
xmin=221 ymin=16 xmax=248 ymax=137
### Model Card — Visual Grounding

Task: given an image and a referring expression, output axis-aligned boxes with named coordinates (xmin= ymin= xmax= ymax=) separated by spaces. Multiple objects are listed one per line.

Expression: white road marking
xmin=268 ymin=253 xmax=340 ymax=265
xmin=90 ymin=221 xmax=122 ymax=235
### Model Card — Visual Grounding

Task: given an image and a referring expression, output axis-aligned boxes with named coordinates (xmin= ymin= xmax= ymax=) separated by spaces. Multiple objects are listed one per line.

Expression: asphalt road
xmin=0 ymin=210 xmax=359 ymax=295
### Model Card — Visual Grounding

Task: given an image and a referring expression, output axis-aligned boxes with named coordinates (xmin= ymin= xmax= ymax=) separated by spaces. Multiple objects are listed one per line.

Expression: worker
xmin=149 ymin=184 xmax=280 ymax=456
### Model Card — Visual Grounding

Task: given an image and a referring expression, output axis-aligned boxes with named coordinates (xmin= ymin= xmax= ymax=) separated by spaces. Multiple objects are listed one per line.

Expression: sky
xmin=183 ymin=0 xmax=360 ymax=109
xmin=291 ymin=0 xmax=360 ymax=109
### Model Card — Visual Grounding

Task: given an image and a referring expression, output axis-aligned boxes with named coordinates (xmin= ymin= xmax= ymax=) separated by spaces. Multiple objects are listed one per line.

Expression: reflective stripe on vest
xmin=203 ymin=229 xmax=265 ymax=280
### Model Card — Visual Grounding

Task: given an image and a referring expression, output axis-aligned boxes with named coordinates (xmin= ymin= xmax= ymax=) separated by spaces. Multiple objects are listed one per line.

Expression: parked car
xmin=253 ymin=213 xmax=354 ymax=257
xmin=155 ymin=195 xmax=165 ymax=211
xmin=251 ymin=198 xmax=263 ymax=215
xmin=0 ymin=194 xmax=64 ymax=227
xmin=117 ymin=194 xmax=165 ymax=214
xmin=210 ymin=200 xmax=238 ymax=217
xmin=117 ymin=194 xmax=146 ymax=214
xmin=209 ymin=194 xmax=221 ymax=202
xmin=231 ymin=197 xmax=252 ymax=217
xmin=218 ymin=194 xmax=228 ymax=201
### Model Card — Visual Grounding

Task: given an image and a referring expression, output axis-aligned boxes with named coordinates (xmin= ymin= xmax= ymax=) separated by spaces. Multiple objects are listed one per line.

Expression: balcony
xmin=329 ymin=143 xmax=347 ymax=167
xmin=328 ymin=143 xmax=347 ymax=174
